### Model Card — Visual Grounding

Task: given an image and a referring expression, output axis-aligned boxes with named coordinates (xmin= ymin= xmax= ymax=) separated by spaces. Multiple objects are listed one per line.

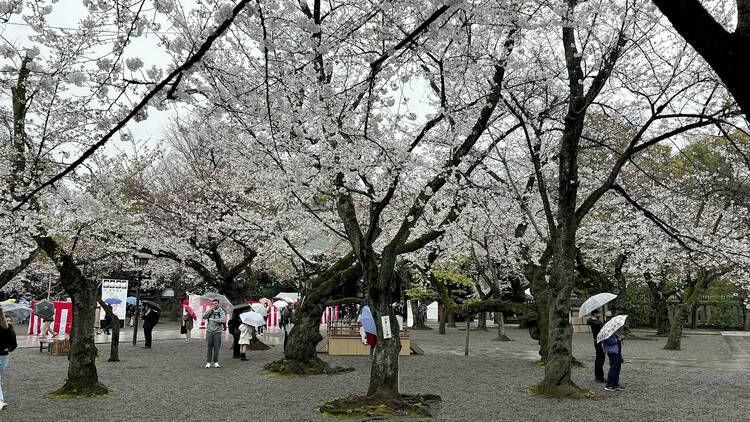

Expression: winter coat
xmin=238 ymin=323 xmax=253 ymax=345
xmin=0 ymin=324 xmax=17 ymax=356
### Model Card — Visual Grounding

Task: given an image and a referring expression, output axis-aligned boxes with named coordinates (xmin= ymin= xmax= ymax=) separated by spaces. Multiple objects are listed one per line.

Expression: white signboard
xmin=381 ymin=316 xmax=393 ymax=339
xmin=101 ymin=279 xmax=129 ymax=321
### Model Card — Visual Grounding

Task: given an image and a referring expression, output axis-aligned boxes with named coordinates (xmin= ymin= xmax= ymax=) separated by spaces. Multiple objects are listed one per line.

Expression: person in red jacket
xmin=0 ymin=304 xmax=19 ymax=410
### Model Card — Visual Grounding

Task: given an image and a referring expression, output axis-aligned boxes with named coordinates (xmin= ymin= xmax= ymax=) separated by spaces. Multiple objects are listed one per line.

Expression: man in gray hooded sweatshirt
xmin=203 ymin=299 xmax=225 ymax=368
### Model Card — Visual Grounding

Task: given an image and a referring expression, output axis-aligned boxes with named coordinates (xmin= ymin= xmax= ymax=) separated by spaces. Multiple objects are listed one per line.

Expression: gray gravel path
xmin=2 ymin=325 xmax=749 ymax=421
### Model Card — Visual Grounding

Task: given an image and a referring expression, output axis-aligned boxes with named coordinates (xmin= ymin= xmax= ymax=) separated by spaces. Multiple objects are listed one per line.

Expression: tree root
xmin=318 ymin=393 xmax=442 ymax=419
xmin=48 ymin=382 xmax=110 ymax=399
xmin=493 ymin=334 xmax=513 ymax=341
xmin=248 ymin=338 xmax=271 ymax=350
xmin=525 ymin=383 xmax=595 ymax=400
xmin=264 ymin=358 xmax=354 ymax=376
xmin=411 ymin=324 xmax=433 ymax=330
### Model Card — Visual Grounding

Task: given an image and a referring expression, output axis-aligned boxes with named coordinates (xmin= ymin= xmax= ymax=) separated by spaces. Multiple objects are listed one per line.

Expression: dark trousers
xmin=232 ymin=331 xmax=241 ymax=358
xmin=143 ymin=321 xmax=154 ymax=347
xmin=606 ymin=352 xmax=621 ymax=387
xmin=206 ymin=331 xmax=222 ymax=363
xmin=594 ymin=342 xmax=605 ymax=381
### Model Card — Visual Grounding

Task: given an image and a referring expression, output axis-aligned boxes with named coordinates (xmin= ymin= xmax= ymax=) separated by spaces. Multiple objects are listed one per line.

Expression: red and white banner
xmin=28 ymin=311 xmax=43 ymax=335
xmin=28 ymin=301 xmax=73 ymax=336
xmin=54 ymin=302 xmax=73 ymax=335
xmin=320 ymin=305 xmax=340 ymax=325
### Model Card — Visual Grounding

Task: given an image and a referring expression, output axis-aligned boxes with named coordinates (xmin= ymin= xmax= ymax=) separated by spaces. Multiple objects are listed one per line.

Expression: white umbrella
xmin=1 ymin=302 xmax=31 ymax=322
xmin=579 ymin=292 xmax=617 ymax=316
xmin=239 ymin=311 xmax=266 ymax=327
xmin=597 ymin=315 xmax=628 ymax=343
xmin=273 ymin=300 xmax=289 ymax=308
xmin=251 ymin=303 xmax=268 ymax=316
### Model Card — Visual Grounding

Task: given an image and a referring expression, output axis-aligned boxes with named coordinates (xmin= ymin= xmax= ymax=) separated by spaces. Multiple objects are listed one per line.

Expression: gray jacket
xmin=202 ymin=308 xmax=226 ymax=333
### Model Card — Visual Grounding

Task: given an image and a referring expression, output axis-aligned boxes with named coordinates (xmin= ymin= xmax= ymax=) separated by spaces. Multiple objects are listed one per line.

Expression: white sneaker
xmin=213 ymin=362 xmax=221 ymax=368
xmin=0 ymin=401 xmax=7 ymax=410
xmin=205 ymin=363 xmax=211 ymax=368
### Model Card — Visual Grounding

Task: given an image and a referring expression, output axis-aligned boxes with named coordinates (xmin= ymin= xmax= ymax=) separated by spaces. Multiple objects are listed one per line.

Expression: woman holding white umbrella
xmin=238 ymin=320 xmax=253 ymax=361
xmin=598 ymin=314 xmax=627 ymax=391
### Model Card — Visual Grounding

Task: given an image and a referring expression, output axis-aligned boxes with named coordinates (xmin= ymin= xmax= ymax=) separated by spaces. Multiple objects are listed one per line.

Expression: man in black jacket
xmin=586 ymin=309 xmax=606 ymax=383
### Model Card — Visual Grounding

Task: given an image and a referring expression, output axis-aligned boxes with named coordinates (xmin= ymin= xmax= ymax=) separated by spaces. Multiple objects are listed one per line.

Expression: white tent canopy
xmin=273 ymin=292 xmax=300 ymax=304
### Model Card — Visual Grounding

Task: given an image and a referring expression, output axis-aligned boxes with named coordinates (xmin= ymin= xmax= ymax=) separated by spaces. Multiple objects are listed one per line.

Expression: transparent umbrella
xmin=273 ymin=300 xmax=289 ymax=309
xmin=251 ymin=303 xmax=268 ymax=316
xmin=579 ymin=293 xmax=617 ymax=316
xmin=1 ymin=302 xmax=31 ymax=322
xmin=200 ymin=292 xmax=233 ymax=314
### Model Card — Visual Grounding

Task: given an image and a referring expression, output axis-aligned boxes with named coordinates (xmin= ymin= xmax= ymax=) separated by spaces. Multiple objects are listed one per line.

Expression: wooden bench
xmin=39 ymin=338 xmax=54 ymax=353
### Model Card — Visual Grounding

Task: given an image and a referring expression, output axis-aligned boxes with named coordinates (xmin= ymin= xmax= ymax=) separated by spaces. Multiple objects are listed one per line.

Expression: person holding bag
xmin=181 ymin=307 xmax=195 ymax=343
xmin=0 ymin=304 xmax=18 ymax=411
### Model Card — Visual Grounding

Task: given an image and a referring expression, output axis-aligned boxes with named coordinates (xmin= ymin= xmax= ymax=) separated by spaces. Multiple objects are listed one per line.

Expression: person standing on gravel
xmin=586 ymin=309 xmax=606 ymax=383
xmin=602 ymin=329 xmax=624 ymax=391
xmin=203 ymin=299 xmax=225 ymax=368
xmin=0 ymin=305 xmax=18 ymax=411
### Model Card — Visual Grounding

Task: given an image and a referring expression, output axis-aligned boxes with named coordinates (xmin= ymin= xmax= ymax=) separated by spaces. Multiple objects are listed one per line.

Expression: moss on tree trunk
xmin=410 ymin=300 xmax=431 ymax=330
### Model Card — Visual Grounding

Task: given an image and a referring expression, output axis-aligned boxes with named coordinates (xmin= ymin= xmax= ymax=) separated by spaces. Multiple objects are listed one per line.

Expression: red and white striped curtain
xmin=320 ymin=305 xmax=340 ymax=325
xmin=267 ymin=305 xmax=279 ymax=327
xmin=28 ymin=301 xmax=73 ymax=336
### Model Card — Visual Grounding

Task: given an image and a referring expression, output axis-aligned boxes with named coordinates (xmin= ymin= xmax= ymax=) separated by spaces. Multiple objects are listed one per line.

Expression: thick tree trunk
xmin=283 ymin=301 xmax=325 ymax=363
xmin=438 ymin=303 xmax=446 ymax=334
xmin=97 ymin=300 xmax=120 ymax=362
xmin=654 ymin=296 xmax=671 ymax=336
xmin=665 ymin=272 xmax=714 ymax=350
xmin=367 ymin=295 xmax=401 ymax=400
xmin=527 ymin=264 xmax=549 ymax=362
xmin=477 ymin=312 xmax=487 ymax=330
xmin=60 ymin=270 xmax=107 ymax=395
xmin=35 ymin=236 xmax=108 ymax=396
xmin=447 ymin=311 xmax=456 ymax=328
xmin=410 ymin=300 xmax=430 ymax=330
xmin=652 ymin=0 xmax=750 ymax=118
xmin=109 ymin=314 xmax=120 ymax=362
xmin=665 ymin=303 xmax=689 ymax=350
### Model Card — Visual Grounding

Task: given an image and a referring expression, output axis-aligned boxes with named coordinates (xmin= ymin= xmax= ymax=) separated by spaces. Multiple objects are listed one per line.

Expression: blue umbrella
xmin=359 ymin=306 xmax=377 ymax=335
xmin=104 ymin=298 xmax=122 ymax=305
xmin=126 ymin=297 xmax=137 ymax=305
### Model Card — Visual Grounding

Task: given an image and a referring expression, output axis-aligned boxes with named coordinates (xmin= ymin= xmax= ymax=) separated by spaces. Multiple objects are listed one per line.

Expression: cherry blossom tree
xmin=1 ymin=0 xmax=255 ymax=395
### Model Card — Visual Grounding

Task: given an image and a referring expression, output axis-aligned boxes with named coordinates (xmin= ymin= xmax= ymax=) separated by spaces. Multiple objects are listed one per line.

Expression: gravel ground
xmin=2 ymin=325 xmax=749 ymax=421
